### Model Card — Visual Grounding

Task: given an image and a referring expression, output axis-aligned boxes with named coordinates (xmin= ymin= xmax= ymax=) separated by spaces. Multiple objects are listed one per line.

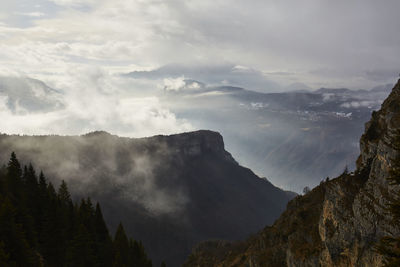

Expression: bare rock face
xmin=184 ymin=80 xmax=400 ymax=267
xmin=291 ymin=80 xmax=400 ymax=267
xmin=154 ymin=130 xmax=237 ymax=162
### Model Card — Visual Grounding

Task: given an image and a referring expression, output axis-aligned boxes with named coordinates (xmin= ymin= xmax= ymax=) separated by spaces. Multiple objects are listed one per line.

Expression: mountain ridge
xmin=184 ymin=79 xmax=400 ymax=266
xmin=0 ymin=128 xmax=294 ymax=266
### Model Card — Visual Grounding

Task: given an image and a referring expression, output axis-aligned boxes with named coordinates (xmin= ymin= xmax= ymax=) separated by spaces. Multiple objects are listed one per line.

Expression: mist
xmin=0 ymin=72 xmax=394 ymax=192
xmin=0 ymin=132 xmax=190 ymax=216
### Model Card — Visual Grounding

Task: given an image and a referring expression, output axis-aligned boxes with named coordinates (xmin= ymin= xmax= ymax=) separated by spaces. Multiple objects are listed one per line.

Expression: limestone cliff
xmin=184 ymin=79 xmax=400 ymax=267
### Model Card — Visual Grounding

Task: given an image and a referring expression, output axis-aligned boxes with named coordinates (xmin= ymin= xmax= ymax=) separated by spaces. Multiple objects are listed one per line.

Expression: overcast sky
xmin=0 ymin=0 xmax=399 ymax=136
xmin=1 ymin=0 xmax=399 ymax=89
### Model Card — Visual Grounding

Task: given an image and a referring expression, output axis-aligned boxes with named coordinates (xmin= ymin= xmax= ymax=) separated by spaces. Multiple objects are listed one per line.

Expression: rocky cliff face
xmin=151 ymin=130 xmax=237 ymax=162
xmin=185 ymin=79 xmax=400 ymax=267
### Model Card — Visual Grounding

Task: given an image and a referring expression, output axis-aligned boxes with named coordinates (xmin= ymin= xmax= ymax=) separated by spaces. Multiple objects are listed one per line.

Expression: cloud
xmin=162 ymin=76 xmax=187 ymax=91
xmin=0 ymin=72 xmax=193 ymax=137
xmin=322 ymin=93 xmax=335 ymax=102
xmin=128 ymin=64 xmax=281 ymax=92
xmin=364 ymin=69 xmax=399 ymax=82
xmin=0 ymin=0 xmax=398 ymax=91
xmin=340 ymin=101 xmax=377 ymax=109
xmin=0 ymin=129 xmax=189 ymax=215
xmin=14 ymin=12 xmax=45 ymax=17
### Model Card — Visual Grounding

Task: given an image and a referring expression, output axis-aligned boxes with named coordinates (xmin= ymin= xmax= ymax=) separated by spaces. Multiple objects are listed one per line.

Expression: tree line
xmin=0 ymin=152 xmax=153 ymax=267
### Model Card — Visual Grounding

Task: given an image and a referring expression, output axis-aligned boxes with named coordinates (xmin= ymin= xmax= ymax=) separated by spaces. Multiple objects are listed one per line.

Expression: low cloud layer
xmin=0 ymin=72 xmax=192 ymax=137
xmin=0 ymin=133 xmax=189 ymax=216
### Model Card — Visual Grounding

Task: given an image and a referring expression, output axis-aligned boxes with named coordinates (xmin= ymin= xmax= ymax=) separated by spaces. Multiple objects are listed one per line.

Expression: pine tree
xmin=113 ymin=223 xmax=130 ymax=266
xmin=5 ymin=154 xmax=36 ymax=252
xmin=131 ymin=239 xmax=152 ymax=267
xmin=94 ymin=203 xmax=113 ymax=267
xmin=66 ymin=223 xmax=97 ymax=267
xmin=55 ymin=180 xmax=74 ymax=266
xmin=0 ymin=197 xmax=39 ymax=266
xmin=58 ymin=180 xmax=71 ymax=204
xmin=0 ymin=153 xmax=153 ymax=267
xmin=6 ymin=152 xmax=23 ymax=202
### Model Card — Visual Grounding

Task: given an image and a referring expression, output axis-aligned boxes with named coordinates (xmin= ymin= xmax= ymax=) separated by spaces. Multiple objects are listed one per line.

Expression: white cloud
xmin=47 ymin=0 xmax=97 ymax=7
xmin=0 ymin=0 xmax=398 ymax=90
xmin=162 ymin=76 xmax=186 ymax=91
xmin=340 ymin=101 xmax=377 ymax=109
xmin=0 ymin=71 xmax=193 ymax=137
xmin=322 ymin=93 xmax=335 ymax=102
xmin=14 ymin=12 xmax=45 ymax=17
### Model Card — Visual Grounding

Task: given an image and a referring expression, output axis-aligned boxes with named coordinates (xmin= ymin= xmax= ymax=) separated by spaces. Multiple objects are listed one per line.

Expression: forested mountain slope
xmin=0 ymin=153 xmax=152 ymax=267
xmin=0 ymin=130 xmax=294 ymax=266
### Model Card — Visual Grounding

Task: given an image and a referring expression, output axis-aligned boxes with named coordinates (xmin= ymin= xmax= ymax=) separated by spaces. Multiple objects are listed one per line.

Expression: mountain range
xmin=160 ymin=79 xmax=393 ymax=192
xmin=0 ymin=75 xmax=392 ymax=192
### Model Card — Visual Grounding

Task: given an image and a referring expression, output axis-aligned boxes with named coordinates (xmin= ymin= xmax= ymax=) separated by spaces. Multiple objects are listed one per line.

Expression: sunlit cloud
xmin=0 ymin=0 xmax=398 ymax=90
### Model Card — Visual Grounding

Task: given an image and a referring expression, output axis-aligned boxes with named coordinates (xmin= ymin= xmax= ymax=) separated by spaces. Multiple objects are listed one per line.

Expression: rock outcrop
xmin=152 ymin=130 xmax=237 ymax=162
xmin=184 ymin=79 xmax=400 ymax=267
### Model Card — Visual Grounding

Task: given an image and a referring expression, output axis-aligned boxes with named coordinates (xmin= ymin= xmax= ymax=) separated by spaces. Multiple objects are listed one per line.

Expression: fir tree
xmin=0 ymin=153 xmax=153 ymax=267
xmin=0 ymin=197 xmax=39 ymax=266
xmin=113 ymin=223 xmax=130 ymax=266
xmin=58 ymin=180 xmax=71 ymax=204
xmin=94 ymin=203 xmax=113 ymax=267
xmin=66 ymin=223 xmax=97 ymax=267
xmin=6 ymin=152 xmax=23 ymax=202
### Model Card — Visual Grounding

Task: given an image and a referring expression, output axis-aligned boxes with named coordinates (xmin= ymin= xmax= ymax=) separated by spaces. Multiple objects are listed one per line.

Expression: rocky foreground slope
xmin=184 ymin=79 xmax=400 ymax=267
xmin=0 ymin=130 xmax=294 ymax=266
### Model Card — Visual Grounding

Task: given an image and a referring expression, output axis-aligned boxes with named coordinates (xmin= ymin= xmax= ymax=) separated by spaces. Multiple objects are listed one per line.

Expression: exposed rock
xmin=184 ymin=79 xmax=400 ymax=267
xmin=152 ymin=130 xmax=236 ymax=162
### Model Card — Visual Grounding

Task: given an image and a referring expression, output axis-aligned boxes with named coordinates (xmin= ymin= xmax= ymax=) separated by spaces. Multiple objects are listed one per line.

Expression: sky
xmin=0 ymin=0 xmax=399 ymax=135
xmin=0 ymin=0 xmax=399 ymax=134
xmin=0 ymin=0 xmax=399 ymax=88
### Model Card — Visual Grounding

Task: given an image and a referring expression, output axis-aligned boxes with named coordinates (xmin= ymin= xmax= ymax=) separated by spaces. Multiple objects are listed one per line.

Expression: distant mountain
xmin=285 ymin=82 xmax=312 ymax=91
xmin=125 ymin=64 xmax=281 ymax=92
xmin=0 ymin=130 xmax=294 ymax=266
xmin=161 ymin=81 xmax=392 ymax=191
xmin=0 ymin=74 xmax=392 ymax=192
xmin=0 ymin=76 xmax=64 ymax=113
xmin=184 ymin=80 xmax=400 ymax=266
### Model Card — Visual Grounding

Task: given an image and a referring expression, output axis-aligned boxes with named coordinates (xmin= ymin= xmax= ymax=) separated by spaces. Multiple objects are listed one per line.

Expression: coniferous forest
xmin=0 ymin=152 xmax=153 ymax=267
